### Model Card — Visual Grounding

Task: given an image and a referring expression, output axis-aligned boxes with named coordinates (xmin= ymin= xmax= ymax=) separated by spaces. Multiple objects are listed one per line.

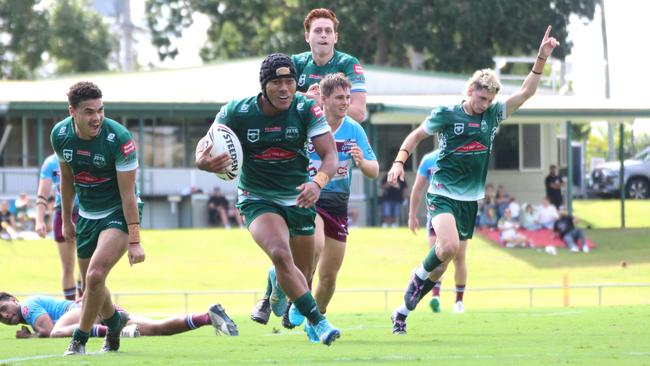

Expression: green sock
xmin=103 ymin=310 xmax=121 ymax=332
xmin=294 ymin=291 xmax=324 ymax=325
xmin=72 ymin=328 xmax=90 ymax=344
xmin=423 ymin=246 xmax=443 ymax=272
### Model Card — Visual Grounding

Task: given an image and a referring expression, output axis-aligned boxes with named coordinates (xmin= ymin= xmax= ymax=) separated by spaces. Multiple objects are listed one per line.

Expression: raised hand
xmin=538 ymin=25 xmax=560 ymax=59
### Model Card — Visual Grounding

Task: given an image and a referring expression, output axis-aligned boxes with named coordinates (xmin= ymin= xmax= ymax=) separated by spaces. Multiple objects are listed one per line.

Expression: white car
xmin=588 ymin=146 xmax=650 ymax=199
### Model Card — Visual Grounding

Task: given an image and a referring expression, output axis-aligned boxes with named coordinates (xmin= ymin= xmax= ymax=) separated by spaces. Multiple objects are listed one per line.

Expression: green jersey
xmin=421 ymin=101 xmax=506 ymax=201
xmin=292 ymin=50 xmax=366 ymax=93
xmin=50 ymin=117 xmax=140 ymax=219
xmin=215 ymin=93 xmax=330 ymax=206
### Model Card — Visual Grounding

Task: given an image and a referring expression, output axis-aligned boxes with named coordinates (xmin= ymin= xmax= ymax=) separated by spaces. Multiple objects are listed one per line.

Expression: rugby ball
xmin=204 ymin=124 xmax=243 ymax=181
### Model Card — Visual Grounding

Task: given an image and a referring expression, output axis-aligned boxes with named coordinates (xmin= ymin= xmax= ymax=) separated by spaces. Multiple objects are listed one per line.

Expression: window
xmin=521 ymin=124 xmax=542 ymax=170
xmin=489 ymin=124 xmax=519 ymax=170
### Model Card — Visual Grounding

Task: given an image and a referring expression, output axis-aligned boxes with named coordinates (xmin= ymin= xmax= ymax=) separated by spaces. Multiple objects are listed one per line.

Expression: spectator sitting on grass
xmin=520 ymin=203 xmax=542 ymax=231
xmin=536 ymin=197 xmax=559 ymax=229
xmin=497 ymin=207 xmax=530 ymax=248
xmin=553 ymin=209 xmax=589 ymax=253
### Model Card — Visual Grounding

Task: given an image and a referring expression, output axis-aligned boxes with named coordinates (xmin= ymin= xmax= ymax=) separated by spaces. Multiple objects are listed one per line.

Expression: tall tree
xmin=49 ymin=0 xmax=114 ymax=74
xmin=0 ymin=0 xmax=113 ymax=79
xmin=146 ymin=0 xmax=597 ymax=73
xmin=0 ymin=0 xmax=49 ymax=79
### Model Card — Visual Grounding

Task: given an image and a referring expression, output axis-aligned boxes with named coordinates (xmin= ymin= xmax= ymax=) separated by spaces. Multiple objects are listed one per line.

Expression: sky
xmin=129 ymin=1 xmax=648 ymax=132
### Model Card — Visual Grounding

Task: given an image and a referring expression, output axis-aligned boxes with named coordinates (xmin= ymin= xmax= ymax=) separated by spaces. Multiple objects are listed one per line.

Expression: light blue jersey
xmin=308 ymin=116 xmax=376 ymax=216
xmin=39 ymin=154 xmax=79 ymax=210
xmin=20 ymin=296 xmax=75 ymax=328
xmin=417 ymin=150 xmax=441 ymax=184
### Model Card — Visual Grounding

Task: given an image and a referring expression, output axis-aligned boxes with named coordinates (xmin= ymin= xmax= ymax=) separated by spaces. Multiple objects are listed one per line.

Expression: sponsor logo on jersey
xmin=63 ymin=149 xmax=73 ymax=162
xmin=309 ymin=74 xmax=323 ymax=80
xmin=254 ymin=147 xmax=296 ymax=161
xmin=337 ymin=139 xmax=355 ymax=153
xmin=336 ymin=164 xmax=349 ymax=176
xmin=107 ymin=133 xmax=115 ymax=142
xmin=247 ymin=129 xmax=260 ymax=143
xmin=454 ymin=123 xmax=464 ymax=135
xmin=455 ymin=141 xmax=487 ymax=152
xmin=22 ymin=305 xmax=29 ymax=318
xmin=298 ymin=74 xmax=306 ymax=87
xmin=239 ymin=104 xmax=250 ymax=113
xmin=108 ymin=220 xmax=123 ymax=226
xmin=468 ymin=122 xmax=480 ymax=128
xmin=297 ymin=225 xmax=315 ymax=231
xmin=93 ymin=154 xmax=106 ymax=168
xmin=481 ymin=120 xmax=488 ymax=132
xmin=353 ymin=64 xmax=364 ymax=74
xmin=74 ymin=172 xmax=111 ymax=184
xmin=77 ymin=150 xmax=91 ymax=157
xmin=307 ymin=141 xmax=315 ymax=153
xmin=285 ymin=126 xmax=299 ymax=141
xmin=121 ymin=140 xmax=136 ymax=155
xmin=310 ymin=105 xmax=324 ymax=118
xmin=297 ymin=102 xmax=304 ymax=111
xmin=264 ymin=126 xmax=282 ymax=133
xmin=217 ymin=107 xmax=227 ymax=119
xmin=58 ymin=126 xmax=67 ymax=135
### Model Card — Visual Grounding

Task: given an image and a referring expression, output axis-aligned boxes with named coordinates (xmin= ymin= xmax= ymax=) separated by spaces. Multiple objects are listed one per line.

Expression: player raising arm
xmin=388 ymin=26 xmax=559 ymax=334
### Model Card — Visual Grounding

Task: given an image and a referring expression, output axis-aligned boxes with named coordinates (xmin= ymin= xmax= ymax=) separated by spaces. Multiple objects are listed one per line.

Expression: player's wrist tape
xmin=393 ymin=160 xmax=405 ymax=165
xmin=531 ymin=69 xmax=542 ymax=75
xmin=312 ymin=171 xmax=330 ymax=189
xmin=537 ymin=55 xmax=547 ymax=61
xmin=395 ymin=149 xmax=410 ymax=164
xmin=128 ymin=224 xmax=140 ymax=244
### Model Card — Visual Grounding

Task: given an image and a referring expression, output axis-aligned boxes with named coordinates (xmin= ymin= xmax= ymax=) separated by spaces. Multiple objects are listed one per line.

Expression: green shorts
xmin=426 ymin=193 xmax=478 ymax=241
xmin=237 ymin=199 xmax=316 ymax=237
xmin=75 ymin=203 xmax=143 ymax=259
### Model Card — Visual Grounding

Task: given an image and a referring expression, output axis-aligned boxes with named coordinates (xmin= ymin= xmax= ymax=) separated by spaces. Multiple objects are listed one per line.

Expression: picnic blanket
xmin=476 ymin=227 xmax=595 ymax=249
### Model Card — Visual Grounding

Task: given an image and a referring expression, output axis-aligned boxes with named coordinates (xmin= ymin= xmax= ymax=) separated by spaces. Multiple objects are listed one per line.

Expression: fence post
xmin=529 ymin=288 xmax=533 ymax=307
xmin=598 ymin=286 xmax=603 ymax=306
xmin=562 ymin=274 xmax=570 ymax=307
xmin=184 ymin=293 xmax=189 ymax=315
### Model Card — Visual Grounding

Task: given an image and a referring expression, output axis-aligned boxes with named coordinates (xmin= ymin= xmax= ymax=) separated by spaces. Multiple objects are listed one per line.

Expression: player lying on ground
xmin=0 ymin=292 xmax=238 ymax=338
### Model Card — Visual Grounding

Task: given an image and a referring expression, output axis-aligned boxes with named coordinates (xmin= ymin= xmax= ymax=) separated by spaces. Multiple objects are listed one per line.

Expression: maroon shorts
xmin=53 ymin=210 xmax=79 ymax=243
xmin=316 ymin=206 xmax=349 ymax=243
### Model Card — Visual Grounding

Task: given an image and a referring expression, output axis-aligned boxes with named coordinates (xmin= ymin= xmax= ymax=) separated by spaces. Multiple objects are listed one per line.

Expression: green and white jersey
xmin=292 ymin=50 xmax=366 ymax=93
xmin=421 ymin=101 xmax=506 ymax=201
xmin=50 ymin=117 xmax=140 ymax=219
xmin=214 ymin=93 xmax=330 ymax=206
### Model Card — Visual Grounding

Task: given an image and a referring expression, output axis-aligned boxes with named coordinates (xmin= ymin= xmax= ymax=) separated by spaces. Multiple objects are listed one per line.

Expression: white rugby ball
xmin=204 ymin=124 xmax=243 ymax=181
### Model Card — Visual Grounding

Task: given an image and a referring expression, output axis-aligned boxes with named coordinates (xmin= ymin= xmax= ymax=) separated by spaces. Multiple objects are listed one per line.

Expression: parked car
xmin=588 ymin=146 xmax=650 ymax=199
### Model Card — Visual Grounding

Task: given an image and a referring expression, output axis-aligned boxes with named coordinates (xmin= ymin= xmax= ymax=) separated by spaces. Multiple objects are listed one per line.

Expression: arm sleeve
xmin=21 ymin=299 xmax=47 ymax=328
xmin=304 ymin=100 xmax=331 ymax=138
xmin=39 ymin=156 xmax=54 ymax=180
xmin=344 ymin=56 xmax=367 ymax=93
xmin=115 ymin=131 xmax=138 ymax=172
xmin=420 ymin=106 xmax=446 ymax=135
xmin=354 ymin=123 xmax=376 ymax=161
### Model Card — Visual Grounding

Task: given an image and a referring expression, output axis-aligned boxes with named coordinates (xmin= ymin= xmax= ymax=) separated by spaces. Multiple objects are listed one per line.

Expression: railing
xmin=21 ymin=283 xmax=648 ymax=315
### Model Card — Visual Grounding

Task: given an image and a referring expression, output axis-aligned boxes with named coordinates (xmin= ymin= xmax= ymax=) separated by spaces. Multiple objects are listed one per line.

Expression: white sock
xmin=415 ymin=265 xmax=430 ymax=280
xmin=395 ymin=304 xmax=410 ymax=316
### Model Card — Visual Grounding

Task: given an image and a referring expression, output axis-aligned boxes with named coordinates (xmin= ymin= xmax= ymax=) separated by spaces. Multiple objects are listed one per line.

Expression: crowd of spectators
xmin=0 ymin=193 xmax=38 ymax=241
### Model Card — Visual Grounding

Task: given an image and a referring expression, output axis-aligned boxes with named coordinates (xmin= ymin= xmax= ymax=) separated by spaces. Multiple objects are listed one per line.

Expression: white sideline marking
xmin=0 ymin=351 xmax=102 ymax=364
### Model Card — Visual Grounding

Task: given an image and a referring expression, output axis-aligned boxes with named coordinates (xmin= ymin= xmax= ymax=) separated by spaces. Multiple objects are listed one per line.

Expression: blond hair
xmin=467 ymin=68 xmax=501 ymax=94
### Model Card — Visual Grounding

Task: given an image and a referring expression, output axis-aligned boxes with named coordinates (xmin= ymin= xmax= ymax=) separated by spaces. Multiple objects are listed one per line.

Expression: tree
xmin=146 ymin=0 xmax=597 ymax=73
xmin=48 ymin=0 xmax=114 ymax=74
xmin=0 ymin=0 xmax=49 ymax=79
xmin=0 ymin=0 xmax=113 ymax=79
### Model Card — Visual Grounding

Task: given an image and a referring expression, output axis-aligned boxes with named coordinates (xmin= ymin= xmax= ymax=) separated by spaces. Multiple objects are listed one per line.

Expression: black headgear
xmin=259 ymin=53 xmax=297 ymax=104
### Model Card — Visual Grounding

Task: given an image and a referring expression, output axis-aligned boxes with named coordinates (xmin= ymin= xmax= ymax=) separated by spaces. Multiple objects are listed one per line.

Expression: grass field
xmin=1 ymin=211 xmax=649 ymax=364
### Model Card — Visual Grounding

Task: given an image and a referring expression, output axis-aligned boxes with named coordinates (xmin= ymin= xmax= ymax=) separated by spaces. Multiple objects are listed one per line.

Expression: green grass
xmin=573 ymin=199 xmax=650 ymax=228
xmin=1 ymin=227 xmax=649 ymax=364
xmin=1 ymin=308 xmax=649 ymax=365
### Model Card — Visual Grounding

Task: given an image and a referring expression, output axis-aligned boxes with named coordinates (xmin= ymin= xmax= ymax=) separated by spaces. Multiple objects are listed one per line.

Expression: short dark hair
xmin=319 ymin=73 xmax=351 ymax=97
xmin=0 ymin=292 xmax=14 ymax=302
xmin=67 ymin=81 xmax=102 ymax=108
xmin=550 ymin=164 xmax=557 ymax=170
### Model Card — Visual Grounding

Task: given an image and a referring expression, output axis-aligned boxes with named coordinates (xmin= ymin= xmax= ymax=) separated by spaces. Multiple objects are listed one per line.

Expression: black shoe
xmin=391 ymin=312 xmax=407 ymax=335
xmin=209 ymin=303 xmax=239 ymax=336
xmin=63 ymin=339 xmax=86 ymax=355
xmin=251 ymin=297 xmax=271 ymax=325
xmin=404 ymin=271 xmax=425 ymax=310
xmin=281 ymin=301 xmax=295 ymax=329
xmin=101 ymin=311 xmax=129 ymax=352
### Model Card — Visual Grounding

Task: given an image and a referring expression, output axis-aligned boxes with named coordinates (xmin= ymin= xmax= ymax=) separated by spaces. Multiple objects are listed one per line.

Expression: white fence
xmin=17 ymin=283 xmax=649 ymax=315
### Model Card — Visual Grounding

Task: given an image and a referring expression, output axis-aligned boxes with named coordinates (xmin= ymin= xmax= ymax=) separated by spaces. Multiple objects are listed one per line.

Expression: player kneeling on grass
xmin=251 ymin=73 xmax=378 ymax=341
xmin=387 ymin=26 xmax=558 ymax=335
xmin=0 ymin=292 xmax=238 ymax=339
xmin=196 ymin=53 xmax=341 ymax=346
